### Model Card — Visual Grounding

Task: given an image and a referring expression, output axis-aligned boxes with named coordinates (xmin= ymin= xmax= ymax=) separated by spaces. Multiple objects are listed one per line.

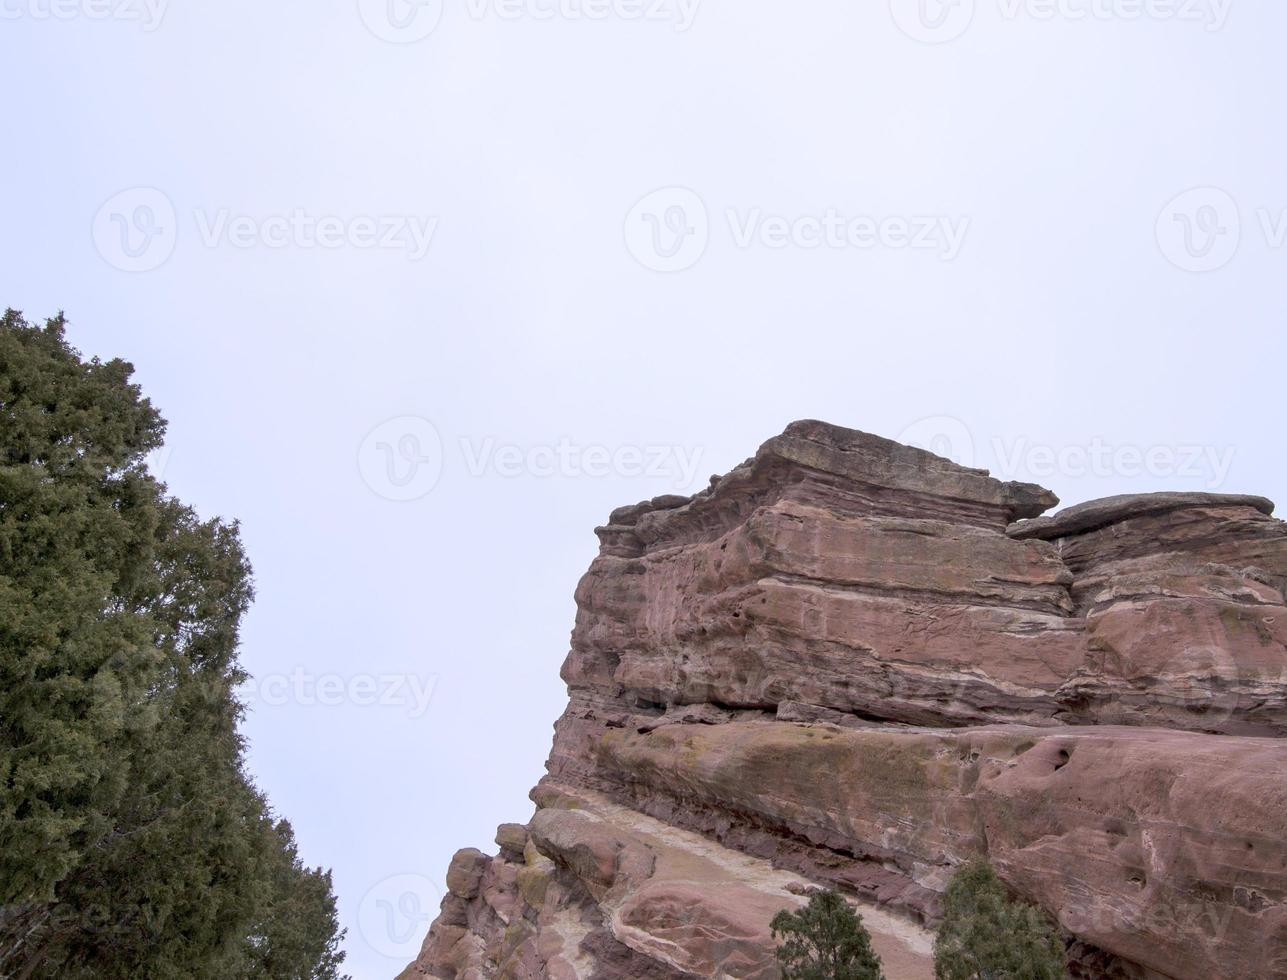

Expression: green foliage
xmin=933 ymin=861 xmax=1066 ymax=980
xmin=772 ymin=889 xmax=885 ymax=980
xmin=242 ymin=821 xmax=348 ymax=980
xmin=0 ymin=311 xmax=346 ymax=978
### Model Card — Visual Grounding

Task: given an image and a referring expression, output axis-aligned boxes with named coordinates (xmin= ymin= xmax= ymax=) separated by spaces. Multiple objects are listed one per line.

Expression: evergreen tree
xmin=772 ymin=889 xmax=885 ymax=980
xmin=242 ymin=820 xmax=348 ymax=980
xmin=0 ymin=311 xmax=346 ymax=978
xmin=933 ymin=861 xmax=1066 ymax=980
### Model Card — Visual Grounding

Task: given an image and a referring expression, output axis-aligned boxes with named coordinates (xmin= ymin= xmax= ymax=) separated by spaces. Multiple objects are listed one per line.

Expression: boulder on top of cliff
xmin=1007 ymin=490 xmax=1275 ymax=540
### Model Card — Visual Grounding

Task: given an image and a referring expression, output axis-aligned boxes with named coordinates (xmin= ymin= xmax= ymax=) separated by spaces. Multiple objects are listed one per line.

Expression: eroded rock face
xmin=404 ymin=422 xmax=1287 ymax=980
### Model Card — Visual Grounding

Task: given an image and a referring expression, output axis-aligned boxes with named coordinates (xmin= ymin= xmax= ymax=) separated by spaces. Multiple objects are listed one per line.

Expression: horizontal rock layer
xmin=406 ymin=421 xmax=1287 ymax=980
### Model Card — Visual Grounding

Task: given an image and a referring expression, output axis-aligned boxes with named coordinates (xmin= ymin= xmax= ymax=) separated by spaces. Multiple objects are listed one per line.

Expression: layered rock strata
xmin=404 ymin=421 xmax=1287 ymax=980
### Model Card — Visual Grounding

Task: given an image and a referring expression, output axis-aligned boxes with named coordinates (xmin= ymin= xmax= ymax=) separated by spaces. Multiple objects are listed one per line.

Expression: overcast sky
xmin=3 ymin=1 xmax=1284 ymax=976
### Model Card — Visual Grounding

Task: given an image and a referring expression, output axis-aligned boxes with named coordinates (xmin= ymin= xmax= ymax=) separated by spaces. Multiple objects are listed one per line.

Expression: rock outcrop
xmin=403 ymin=421 xmax=1287 ymax=980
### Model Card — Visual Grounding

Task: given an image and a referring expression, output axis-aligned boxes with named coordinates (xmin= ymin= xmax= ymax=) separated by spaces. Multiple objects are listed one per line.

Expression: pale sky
xmin=3 ymin=1 xmax=1284 ymax=976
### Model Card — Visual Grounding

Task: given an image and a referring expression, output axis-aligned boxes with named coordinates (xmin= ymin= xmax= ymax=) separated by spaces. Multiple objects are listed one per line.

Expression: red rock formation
xmin=403 ymin=422 xmax=1287 ymax=980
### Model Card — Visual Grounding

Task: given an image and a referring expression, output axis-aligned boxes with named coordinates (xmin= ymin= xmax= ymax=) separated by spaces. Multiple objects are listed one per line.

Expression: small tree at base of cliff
xmin=772 ymin=889 xmax=885 ymax=980
xmin=933 ymin=861 xmax=1066 ymax=980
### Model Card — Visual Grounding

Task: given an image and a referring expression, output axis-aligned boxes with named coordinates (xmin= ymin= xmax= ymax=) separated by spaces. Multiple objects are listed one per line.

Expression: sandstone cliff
xmin=402 ymin=421 xmax=1287 ymax=980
